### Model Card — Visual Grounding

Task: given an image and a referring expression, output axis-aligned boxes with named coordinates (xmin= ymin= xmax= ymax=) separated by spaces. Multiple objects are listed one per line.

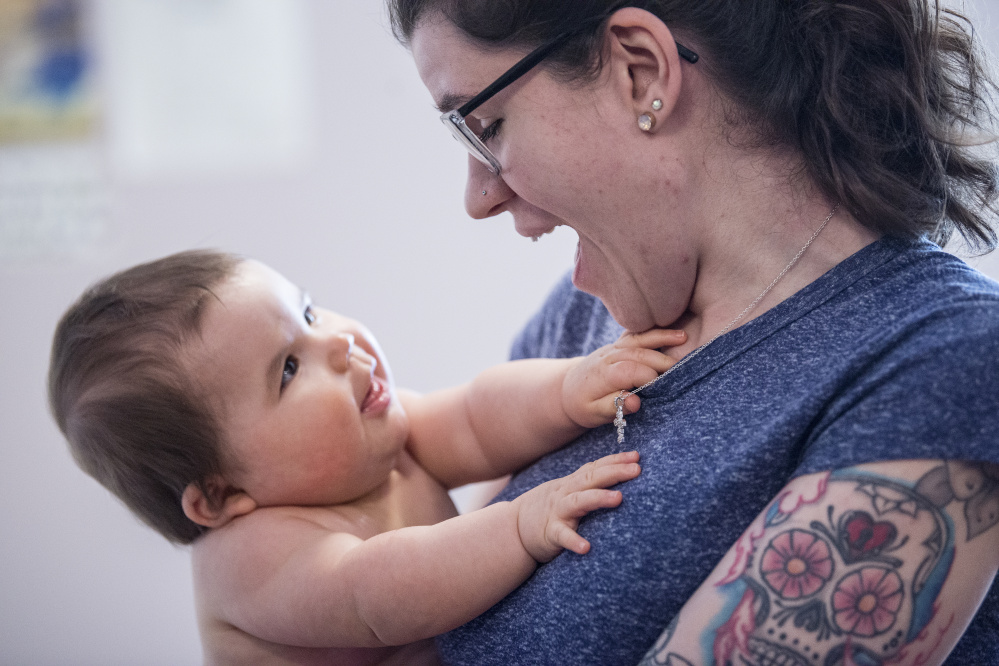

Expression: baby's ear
xmin=182 ymin=476 xmax=257 ymax=529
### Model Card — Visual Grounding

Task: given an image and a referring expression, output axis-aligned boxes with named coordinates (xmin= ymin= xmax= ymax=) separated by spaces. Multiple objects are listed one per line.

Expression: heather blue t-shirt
xmin=438 ymin=238 xmax=999 ymax=665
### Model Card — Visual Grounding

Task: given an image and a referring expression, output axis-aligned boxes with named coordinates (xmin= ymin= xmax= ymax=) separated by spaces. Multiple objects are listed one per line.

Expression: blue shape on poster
xmin=34 ymin=49 xmax=86 ymax=100
xmin=31 ymin=0 xmax=87 ymax=101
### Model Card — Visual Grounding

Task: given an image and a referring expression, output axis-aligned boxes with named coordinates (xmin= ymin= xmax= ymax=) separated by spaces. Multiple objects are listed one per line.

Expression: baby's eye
xmin=281 ymin=356 xmax=299 ymax=391
xmin=304 ymin=305 xmax=316 ymax=325
xmin=479 ymin=119 xmax=503 ymax=143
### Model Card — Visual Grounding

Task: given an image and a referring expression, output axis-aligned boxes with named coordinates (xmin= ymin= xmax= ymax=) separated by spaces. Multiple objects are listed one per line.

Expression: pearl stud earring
xmin=651 ymin=99 xmax=663 ymax=111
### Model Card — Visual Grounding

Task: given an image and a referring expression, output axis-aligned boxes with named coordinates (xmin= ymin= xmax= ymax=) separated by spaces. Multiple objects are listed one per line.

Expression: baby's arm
xmin=405 ymin=328 xmax=683 ymax=487
xmin=203 ymin=452 xmax=641 ymax=648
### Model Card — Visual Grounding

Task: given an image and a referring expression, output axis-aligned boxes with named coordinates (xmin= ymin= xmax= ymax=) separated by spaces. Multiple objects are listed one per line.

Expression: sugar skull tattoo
xmin=640 ymin=461 xmax=999 ymax=666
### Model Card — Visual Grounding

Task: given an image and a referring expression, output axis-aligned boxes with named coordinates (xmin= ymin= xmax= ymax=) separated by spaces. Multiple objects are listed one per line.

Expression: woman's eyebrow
xmin=435 ymin=92 xmax=472 ymax=113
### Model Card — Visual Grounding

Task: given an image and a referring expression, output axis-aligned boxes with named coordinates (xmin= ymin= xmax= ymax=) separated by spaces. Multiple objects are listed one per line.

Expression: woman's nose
xmin=464 ymin=155 xmax=514 ymax=219
xmin=327 ymin=332 xmax=355 ymax=373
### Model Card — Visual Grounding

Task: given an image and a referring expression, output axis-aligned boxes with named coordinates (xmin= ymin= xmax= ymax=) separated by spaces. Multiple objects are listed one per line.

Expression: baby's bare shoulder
xmin=198 ymin=504 xmax=360 ymax=551
xmin=192 ymin=506 xmax=362 ymax=592
xmin=191 ymin=505 xmax=370 ymax=638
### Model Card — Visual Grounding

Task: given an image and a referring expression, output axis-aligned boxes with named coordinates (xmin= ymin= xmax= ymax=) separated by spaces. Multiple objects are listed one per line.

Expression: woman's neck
xmin=665 ymin=153 xmax=880 ymax=356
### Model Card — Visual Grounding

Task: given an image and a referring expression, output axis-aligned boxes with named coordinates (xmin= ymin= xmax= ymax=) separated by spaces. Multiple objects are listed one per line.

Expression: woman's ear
xmin=603 ymin=8 xmax=685 ymax=126
xmin=182 ymin=476 xmax=257 ymax=529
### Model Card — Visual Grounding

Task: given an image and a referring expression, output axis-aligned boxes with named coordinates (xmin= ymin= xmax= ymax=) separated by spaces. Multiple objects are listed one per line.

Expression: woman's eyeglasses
xmin=441 ymin=18 xmax=698 ymax=175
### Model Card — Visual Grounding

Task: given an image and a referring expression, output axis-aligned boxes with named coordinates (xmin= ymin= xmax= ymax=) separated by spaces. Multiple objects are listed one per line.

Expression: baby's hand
xmin=513 ymin=451 xmax=641 ymax=563
xmin=562 ymin=328 xmax=685 ymax=428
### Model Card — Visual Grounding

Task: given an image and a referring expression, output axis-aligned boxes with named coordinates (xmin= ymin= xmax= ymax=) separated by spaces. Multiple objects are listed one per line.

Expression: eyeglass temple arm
xmin=675 ymin=42 xmax=699 ymax=64
xmin=456 ymin=36 xmax=698 ymax=118
xmin=456 ymin=35 xmax=570 ymax=117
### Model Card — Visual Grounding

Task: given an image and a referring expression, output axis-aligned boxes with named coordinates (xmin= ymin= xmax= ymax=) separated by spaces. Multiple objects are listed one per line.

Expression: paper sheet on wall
xmin=103 ymin=0 xmax=315 ymax=180
xmin=0 ymin=0 xmax=108 ymax=262
xmin=0 ymin=0 xmax=98 ymax=143
xmin=0 ymin=143 xmax=107 ymax=261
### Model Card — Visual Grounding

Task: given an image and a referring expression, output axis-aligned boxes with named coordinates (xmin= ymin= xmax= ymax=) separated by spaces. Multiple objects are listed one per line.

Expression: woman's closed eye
xmin=479 ymin=119 xmax=503 ymax=142
xmin=281 ymin=356 xmax=299 ymax=391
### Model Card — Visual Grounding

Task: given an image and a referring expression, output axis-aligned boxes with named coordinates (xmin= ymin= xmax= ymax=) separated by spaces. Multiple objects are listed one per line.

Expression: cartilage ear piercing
xmin=651 ymin=99 xmax=663 ymax=111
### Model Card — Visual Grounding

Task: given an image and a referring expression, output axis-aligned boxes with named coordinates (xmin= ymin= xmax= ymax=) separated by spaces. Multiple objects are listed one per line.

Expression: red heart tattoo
xmin=842 ymin=511 xmax=897 ymax=559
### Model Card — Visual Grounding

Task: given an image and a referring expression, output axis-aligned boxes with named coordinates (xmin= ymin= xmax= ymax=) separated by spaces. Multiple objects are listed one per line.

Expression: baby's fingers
xmin=605 ymin=346 xmax=678 ymax=376
xmin=568 ymin=451 xmax=642 ymax=491
xmin=616 ymin=328 xmax=687 ymax=350
xmin=548 ymin=522 xmax=592 ymax=555
xmin=547 ymin=488 xmax=625 ymax=555
xmin=533 ymin=453 xmax=641 ymax=559
xmin=549 ymin=487 xmax=628 ymax=555
xmin=563 ymin=488 xmax=625 ymax=518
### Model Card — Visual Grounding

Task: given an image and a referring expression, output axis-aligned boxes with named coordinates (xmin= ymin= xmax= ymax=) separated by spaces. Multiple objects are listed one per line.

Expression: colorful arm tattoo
xmin=640 ymin=460 xmax=999 ymax=666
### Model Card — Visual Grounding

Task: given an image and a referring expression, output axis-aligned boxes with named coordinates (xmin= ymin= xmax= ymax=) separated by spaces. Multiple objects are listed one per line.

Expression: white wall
xmin=0 ymin=2 xmax=996 ymax=664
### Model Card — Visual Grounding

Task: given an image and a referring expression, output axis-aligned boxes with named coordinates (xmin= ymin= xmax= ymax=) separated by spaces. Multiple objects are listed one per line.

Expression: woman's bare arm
xmin=639 ymin=458 xmax=999 ymax=666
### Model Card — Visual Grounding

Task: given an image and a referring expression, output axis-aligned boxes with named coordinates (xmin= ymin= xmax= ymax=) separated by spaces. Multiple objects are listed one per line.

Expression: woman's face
xmin=411 ymin=17 xmax=700 ymax=332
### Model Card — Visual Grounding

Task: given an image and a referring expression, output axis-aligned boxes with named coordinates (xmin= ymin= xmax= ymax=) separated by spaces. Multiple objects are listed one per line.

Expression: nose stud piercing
xmin=482 ymin=190 xmax=487 ymax=196
xmin=639 ymin=99 xmax=663 ymax=132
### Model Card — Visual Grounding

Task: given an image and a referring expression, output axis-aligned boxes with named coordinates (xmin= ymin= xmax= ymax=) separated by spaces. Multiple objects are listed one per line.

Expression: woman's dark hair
xmin=390 ymin=0 xmax=999 ymax=251
xmin=48 ymin=250 xmax=242 ymax=544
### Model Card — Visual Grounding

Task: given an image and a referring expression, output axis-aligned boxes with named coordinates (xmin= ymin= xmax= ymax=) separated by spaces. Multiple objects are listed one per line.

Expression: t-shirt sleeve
xmin=510 ymin=273 xmax=575 ymax=361
xmin=510 ymin=272 xmax=619 ymax=361
xmin=795 ymin=301 xmax=999 ymax=474
xmin=510 ymin=303 xmax=547 ymax=361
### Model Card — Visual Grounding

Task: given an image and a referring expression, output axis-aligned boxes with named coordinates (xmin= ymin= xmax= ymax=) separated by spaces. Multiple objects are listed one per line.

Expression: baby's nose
xmin=328 ymin=332 xmax=355 ymax=372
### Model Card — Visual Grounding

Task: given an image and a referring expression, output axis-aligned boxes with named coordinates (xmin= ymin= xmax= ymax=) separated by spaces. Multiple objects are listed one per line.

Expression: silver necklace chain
xmin=613 ymin=203 xmax=840 ymax=443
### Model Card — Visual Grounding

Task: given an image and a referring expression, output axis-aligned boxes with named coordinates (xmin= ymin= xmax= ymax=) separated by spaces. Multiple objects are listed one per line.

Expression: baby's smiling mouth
xmin=360 ymin=375 xmax=391 ymax=415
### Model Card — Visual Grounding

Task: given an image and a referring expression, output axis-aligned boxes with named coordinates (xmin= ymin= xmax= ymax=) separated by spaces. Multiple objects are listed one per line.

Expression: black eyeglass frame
xmin=441 ymin=15 xmax=699 ymax=174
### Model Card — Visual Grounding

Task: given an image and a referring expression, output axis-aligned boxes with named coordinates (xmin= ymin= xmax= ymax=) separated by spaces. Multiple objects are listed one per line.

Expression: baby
xmin=48 ymin=250 xmax=682 ymax=665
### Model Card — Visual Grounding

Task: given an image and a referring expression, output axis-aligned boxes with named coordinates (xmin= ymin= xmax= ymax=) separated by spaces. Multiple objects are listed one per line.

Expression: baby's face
xmin=189 ymin=260 xmax=409 ymax=507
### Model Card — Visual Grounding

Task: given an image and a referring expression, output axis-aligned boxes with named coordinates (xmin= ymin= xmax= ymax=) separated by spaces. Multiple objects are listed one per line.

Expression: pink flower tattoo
xmin=832 ymin=567 xmax=904 ymax=637
xmin=760 ymin=529 xmax=834 ymax=599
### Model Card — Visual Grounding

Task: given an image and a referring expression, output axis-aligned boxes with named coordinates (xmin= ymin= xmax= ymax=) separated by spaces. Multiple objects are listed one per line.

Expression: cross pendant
xmin=614 ymin=394 xmax=627 ymax=443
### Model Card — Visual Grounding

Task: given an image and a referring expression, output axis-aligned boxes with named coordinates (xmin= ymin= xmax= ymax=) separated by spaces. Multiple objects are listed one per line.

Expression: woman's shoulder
xmin=794 ymin=240 xmax=999 ymax=474
xmin=874 ymin=237 xmax=999 ymax=300
xmin=873 ymin=239 xmax=999 ymax=337
xmin=817 ymin=237 xmax=999 ymax=337
xmin=808 ymin=237 xmax=999 ymax=381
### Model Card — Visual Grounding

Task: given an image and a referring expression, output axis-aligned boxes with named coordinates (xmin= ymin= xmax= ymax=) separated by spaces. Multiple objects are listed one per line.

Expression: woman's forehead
xmin=411 ymin=17 xmax=525 ymax=110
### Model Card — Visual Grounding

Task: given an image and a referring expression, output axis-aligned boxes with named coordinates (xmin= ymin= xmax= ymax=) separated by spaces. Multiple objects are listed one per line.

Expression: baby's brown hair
xmin=49 ymin=250 xmax=242 ymax=544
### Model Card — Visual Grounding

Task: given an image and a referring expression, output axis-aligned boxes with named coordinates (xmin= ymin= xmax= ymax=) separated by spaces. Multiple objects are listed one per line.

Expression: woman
xmin=390 ymin=0 xmax=999 ymax=663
